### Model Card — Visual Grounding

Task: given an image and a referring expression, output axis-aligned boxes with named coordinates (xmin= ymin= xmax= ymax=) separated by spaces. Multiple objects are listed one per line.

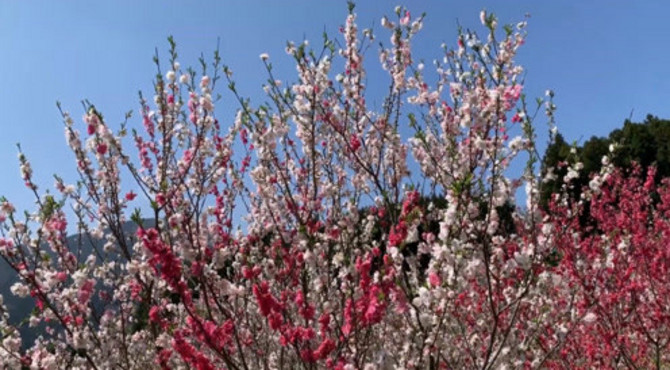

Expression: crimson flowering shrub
xmin=5 ymin=3 xmax=661 ymax=369
xmin=541 ymin=163 xmax=670 ymax=369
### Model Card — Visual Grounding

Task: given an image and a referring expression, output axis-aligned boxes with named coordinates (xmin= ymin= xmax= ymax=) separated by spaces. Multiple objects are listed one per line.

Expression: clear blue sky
xmin=1 ymin=1 xmax=669 ymax=213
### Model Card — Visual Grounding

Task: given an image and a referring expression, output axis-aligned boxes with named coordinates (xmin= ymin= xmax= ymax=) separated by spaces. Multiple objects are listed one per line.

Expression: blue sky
xmin=1 ymin=1 xmax=669 ymax=214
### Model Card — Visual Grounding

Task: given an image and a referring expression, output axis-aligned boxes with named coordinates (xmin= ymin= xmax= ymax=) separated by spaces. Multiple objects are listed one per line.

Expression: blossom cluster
xmin=0 ymin=5 xmax=665 ymax=370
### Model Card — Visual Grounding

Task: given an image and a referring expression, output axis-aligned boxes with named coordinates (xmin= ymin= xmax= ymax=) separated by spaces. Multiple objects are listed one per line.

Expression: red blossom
xmin=125 ymin=190 xmax=137 ymax=201
xmin=96 ymin=143 xmax=108 ymax=155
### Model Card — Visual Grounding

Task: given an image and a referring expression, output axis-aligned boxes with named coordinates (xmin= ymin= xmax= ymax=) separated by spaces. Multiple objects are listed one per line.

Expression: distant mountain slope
xmin=0 ymin=219 xmax=155 ymax=348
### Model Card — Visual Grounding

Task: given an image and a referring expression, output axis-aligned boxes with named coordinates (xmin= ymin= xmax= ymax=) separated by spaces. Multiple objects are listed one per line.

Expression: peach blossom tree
xmin=0 ymin=4 xmax=588 ymax=369
xmin=539 ymin=161 xmax=670 ymax=369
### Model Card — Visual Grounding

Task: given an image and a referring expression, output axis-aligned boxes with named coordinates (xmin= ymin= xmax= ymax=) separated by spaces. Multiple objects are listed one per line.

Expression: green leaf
xmin=408 ymin=113 xmax=417 ymax=129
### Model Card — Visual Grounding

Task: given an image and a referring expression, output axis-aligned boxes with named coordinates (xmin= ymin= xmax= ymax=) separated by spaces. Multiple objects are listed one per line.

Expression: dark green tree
xmin=541 ymin=115 xmax=670 ymax=211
